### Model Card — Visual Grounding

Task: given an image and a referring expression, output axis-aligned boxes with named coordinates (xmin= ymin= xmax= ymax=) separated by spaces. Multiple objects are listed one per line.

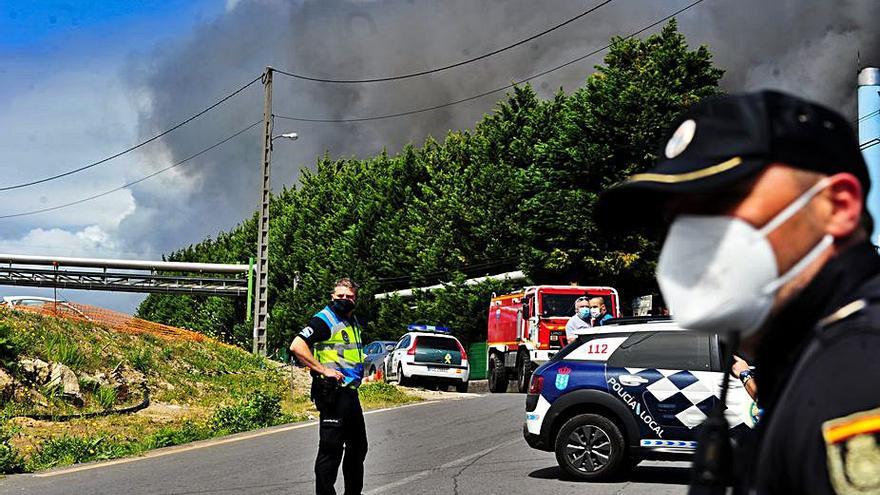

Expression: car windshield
xmin=541 ymin=294 xmax=583 ymax=317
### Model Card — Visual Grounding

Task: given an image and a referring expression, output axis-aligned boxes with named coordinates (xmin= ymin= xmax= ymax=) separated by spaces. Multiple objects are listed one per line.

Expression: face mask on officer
xmin=589 ymin=307 xmax=602 ymax=318
xmin=331 ymin=297 xmax=355 ymax=315
xmin=577 ymin=307 xmax=590 ymax=319
xmin=656 ymin=177 xmax=833 ymax=336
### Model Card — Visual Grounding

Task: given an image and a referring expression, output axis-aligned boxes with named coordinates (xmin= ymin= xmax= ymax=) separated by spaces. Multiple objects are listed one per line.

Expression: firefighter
xmin=290 ymin=278 xmax=367 ymax=495
xmin=598 ymin=90 xmax=880 ymax=494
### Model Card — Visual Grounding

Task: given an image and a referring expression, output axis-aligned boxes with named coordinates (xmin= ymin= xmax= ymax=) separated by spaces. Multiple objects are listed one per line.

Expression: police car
xmin=523 ymin=317 xmax=757 ymax=480
xmin=384 ymin=325 xmax=470 ymax=392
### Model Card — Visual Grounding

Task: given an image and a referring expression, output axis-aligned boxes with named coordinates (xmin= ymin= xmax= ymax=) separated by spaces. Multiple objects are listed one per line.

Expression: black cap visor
xmin=597 ymin=155 xmax=768 ymax=229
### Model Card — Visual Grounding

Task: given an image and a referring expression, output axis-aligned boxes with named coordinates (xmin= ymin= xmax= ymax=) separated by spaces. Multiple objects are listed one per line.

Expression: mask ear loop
xmin=757 ymin=177 xmax=831 ymax=237
xmin=760 ymin=177 xmax=834 ymax=295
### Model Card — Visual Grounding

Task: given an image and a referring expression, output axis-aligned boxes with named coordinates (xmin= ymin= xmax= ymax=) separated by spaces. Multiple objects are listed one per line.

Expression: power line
xmin=0 ymin=74 xmax=263 ymax=192
xmin=272 ymin=0 xmax=616 ymax=84
xmin=0 ymin=121 xmax=262 ymax=220
xmin=274 ymin=0 xmax=707 ymax=124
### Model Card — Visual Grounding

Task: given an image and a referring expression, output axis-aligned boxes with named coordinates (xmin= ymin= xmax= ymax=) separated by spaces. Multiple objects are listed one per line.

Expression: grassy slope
xmin=0 ymin=309 xmax=419 ymax=472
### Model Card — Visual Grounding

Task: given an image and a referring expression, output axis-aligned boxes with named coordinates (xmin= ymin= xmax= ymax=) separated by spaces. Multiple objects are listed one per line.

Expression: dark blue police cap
xmin=598 ymin=90 xmax=869 ymax=225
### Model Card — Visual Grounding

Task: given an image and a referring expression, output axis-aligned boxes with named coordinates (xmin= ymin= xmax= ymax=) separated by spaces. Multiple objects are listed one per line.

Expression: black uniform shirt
xmin=298 ymin=316 xmax=332 ymax=347
xmin=297 ymin=312 xmax=334 ymax=379
xmin=750 ymin=241 xmax=880 ymax=494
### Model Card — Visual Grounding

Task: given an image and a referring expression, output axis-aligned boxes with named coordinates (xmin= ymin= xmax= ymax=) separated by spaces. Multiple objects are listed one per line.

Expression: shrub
xmin=0 ymin=323 xmax=22 ymax=371
xmin=94 ymin=386 xmax=117 ymax=410
xmin=0 ymin=418 xmax=23 ymax=474
xmin=127 ymin=348 xmax=153 ymax=374
xmin=27 ymin=435 xmax=129 ymax=470
xmin=144 ymin=421 xmax=211 ymax=449
xmin=210 ymin=391 xmax=282 ymax=434
xmin=358 ymin=382 xmax=413 ymax=404
xmin=43 ymin=333 xmax=85 ymax=369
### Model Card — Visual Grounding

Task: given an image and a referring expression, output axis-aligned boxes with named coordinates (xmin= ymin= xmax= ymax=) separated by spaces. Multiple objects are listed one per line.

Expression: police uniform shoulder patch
xmin=823 ymin=406 xmax=880 ymax=494
xmin=301 ymin=326 xmax=314 ymax=339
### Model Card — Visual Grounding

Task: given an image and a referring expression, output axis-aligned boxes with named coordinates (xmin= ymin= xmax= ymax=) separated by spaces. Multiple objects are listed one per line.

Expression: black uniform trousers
xmin=315 ymin=386 xmax=368 ymax=495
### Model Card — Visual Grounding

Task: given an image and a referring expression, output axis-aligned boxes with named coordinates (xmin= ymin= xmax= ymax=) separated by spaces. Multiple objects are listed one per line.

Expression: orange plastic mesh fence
xmin=9 ymin=301 xmax=216 ymax=344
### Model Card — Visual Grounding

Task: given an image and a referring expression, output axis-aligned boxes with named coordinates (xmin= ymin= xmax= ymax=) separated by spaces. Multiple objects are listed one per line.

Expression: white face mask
xmin=589 ymin=307 xmax=602 ymax=318
xmin=656 ymin=178 xmax=833 ymax=335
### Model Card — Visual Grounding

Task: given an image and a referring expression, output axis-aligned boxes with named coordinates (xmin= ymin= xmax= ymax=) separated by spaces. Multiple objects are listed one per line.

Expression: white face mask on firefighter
xmin=656 ymin=177 xmax=833 ymax=336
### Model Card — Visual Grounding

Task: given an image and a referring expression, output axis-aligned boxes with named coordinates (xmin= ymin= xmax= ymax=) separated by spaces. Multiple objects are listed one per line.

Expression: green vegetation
xmin=0 ymin=418 xmax=23 ymax=474
xmin=0 ymin=310 xmax=421 ymax=474
xmin=126 ymin=348 xmax=153 ymax=374
xmin=42 ymin=333 xmax=85 ymax=369
xmin=358 ymin=382 xmax=419 ymax=409
xmin=27 ymin=436 xmax=129 ymax=470
xmin=0 ymin=323 xmax=22 ymax=370
xmin=209 ymin=390 xmax=282 ymax=434
xmin=94 ymin=386 xmax=118 ymax=410
xmin=137 ymin=21 xmax=724 ymax=350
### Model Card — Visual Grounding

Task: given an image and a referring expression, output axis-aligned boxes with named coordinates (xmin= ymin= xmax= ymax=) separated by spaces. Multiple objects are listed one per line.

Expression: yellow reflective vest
xmin=313 ymin=305 xmax=365 ymax=388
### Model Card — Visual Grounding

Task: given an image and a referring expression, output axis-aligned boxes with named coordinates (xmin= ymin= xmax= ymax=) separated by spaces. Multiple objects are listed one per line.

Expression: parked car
xmin=523 ymin=317 xmax=757 ymax=481
xmin=363 ymin=340 xmax=396 ymax=376
xmin=384 ymin=325 xmax=470 ymax=392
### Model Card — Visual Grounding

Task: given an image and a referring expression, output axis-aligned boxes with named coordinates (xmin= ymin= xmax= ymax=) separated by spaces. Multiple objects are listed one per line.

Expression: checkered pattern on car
xmin=616 ymin=367 xmax=748 ymax=429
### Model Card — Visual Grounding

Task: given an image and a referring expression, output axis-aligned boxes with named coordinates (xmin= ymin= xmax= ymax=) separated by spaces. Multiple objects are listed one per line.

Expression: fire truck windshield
xmin=540 ymin=294 xmax=584 ymax=318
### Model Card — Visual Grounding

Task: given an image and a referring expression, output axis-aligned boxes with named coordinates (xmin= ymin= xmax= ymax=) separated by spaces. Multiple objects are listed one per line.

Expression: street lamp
xmin=270 ymin=132 xmax=298 ymax=151
xmin=273 ymin=132 xmax=299 ymax=141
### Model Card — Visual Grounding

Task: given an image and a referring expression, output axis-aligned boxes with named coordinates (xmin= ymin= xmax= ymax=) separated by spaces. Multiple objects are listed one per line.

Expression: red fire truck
xmin=486 ymin=285 xmax=620 ymax=393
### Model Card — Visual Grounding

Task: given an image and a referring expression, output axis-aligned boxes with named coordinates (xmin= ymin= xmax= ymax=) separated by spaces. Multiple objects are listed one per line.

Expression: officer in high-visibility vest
xmin=290 ymin=278 xmax=367 ymax=495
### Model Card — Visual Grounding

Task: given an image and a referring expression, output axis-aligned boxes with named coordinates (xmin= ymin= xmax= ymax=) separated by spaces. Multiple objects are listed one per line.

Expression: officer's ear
xmin=823 ymin=173 xmax=864 ymax=241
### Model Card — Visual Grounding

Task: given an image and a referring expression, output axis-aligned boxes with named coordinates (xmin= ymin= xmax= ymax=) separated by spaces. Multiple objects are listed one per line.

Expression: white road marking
xmin=364 ymin=438 xmax=520 ymax=494
xmin=33 ymin=399 xmax=454 ymax=478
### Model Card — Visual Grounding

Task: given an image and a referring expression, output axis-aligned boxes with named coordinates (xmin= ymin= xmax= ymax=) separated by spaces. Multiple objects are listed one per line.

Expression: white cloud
xmin=0 ymin=224 xmax=137 ymax=259
xmin=0 ymin=63 xmax=144 ymax=229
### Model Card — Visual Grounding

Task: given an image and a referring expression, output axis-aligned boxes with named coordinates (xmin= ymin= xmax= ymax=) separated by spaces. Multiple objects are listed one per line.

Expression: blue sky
xmin=0 ymin=1 xmax=218 ymax=50
xmin=0 ymin=1 xmax=226 ymax=312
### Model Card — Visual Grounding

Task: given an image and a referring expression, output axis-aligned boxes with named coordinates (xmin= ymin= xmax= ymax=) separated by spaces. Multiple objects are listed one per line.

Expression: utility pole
xmin=252 ymin=66 xmax=273 ymax=356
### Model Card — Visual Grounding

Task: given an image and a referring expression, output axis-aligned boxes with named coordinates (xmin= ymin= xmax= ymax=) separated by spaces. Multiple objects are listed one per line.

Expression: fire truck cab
xmin=486 ymin=285 xmax=620 ymax=393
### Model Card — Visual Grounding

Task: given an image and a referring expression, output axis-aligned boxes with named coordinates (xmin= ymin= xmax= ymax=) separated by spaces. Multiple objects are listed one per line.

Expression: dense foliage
xmin=138 ymin=22 xmax=723 ymax=352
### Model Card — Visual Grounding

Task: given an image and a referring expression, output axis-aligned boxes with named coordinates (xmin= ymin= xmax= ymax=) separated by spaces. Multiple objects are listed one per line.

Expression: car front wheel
xmin=554 ymin=414 xmax=626 ymax=481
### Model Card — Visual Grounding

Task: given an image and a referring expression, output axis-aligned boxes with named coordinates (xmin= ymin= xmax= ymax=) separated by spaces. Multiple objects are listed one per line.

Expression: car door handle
xmin=619 ymin=375 xmax=649 ymax=386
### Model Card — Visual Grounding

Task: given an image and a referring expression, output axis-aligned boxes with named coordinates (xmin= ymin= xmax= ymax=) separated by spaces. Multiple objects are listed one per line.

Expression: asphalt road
xmin=0 ymin=394 xmax=690 ymax=495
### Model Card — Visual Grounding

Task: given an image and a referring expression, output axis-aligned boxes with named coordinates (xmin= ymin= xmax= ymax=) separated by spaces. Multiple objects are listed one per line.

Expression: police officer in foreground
xmin=290 ymin=278 xmax=367 ymax=495
xmin=598 ymin=90 xmax=880 ymax=494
